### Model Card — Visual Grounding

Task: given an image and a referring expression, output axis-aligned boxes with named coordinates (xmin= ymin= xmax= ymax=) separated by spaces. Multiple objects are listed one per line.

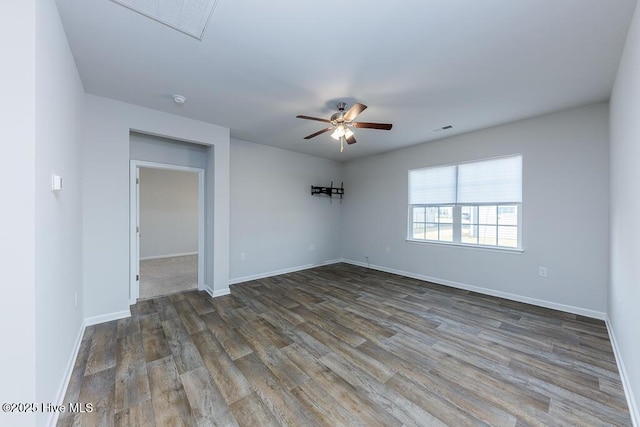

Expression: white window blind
xmin=408 ymin=165 xmax=456 ymax=205
xmin=457 ymin=155 xmax=522 ymax=204
xmin=409 ymin=155 xmax=522 ymax=205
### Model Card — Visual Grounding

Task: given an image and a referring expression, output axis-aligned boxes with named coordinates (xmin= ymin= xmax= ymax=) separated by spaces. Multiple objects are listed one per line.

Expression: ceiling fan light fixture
xmin=331 ymin=125 xmax=346 ymax=140
xmin=344 ymin=128 xmax=354 ymax=139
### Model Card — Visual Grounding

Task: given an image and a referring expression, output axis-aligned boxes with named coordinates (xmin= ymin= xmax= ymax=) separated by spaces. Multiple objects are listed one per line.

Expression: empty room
xmin=2 ymin=1 xmax=640 ymax=426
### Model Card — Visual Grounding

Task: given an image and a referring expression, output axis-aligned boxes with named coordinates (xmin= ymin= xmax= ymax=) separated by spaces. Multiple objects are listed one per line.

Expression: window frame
xmin=407 ymin=156 xmax=523 ymax=251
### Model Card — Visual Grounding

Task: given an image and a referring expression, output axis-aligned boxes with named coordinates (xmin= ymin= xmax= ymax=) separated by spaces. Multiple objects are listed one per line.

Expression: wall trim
xmin=342 ymin=258 xmax=607 ymax=320
xmin=84 ymin=309 xmax=131 ymax=327
xmin=205 ymin=287 xmax=231 ymax=298
xmin=229 ymin=259 xmax=342 ymax=286
xmin=48 ymin=320 xmax=86 ymax=427
xmin=140 ymin=251 xmax=198 ymax=261
xmin=605 ymin=317 xmax=639 ymax=426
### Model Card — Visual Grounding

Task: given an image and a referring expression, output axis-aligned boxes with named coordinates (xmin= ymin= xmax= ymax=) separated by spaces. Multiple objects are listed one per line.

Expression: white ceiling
xmin=55 ymin=0 xmax=636 ymax=161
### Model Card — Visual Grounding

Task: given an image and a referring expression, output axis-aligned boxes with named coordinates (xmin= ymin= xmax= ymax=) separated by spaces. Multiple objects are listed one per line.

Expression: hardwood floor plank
xmin=161 ymin=318 xmax=205 ymax=374
xmin=183 ymin=291 xmax=216 ymax=316
xmin=58 ymin=263 xmax=632 ymax=426
xmin=114 ymin=334 xmax=150 ymax=413
xmin=117 ymin=316 xmax=141 ymax=338
xmin=319 ymin=351 xmax=447 ymax=427
xmin=201 ymin=311 xmax=253 ymax=360
xmin=385 ymin=372 xmax=491 ymax=427
xmin=173 ymin=300 xmax=208 ymax=335
xmin=114 ymin=400 xmax=155 ymax=427
xmin=290 ymin=380 xmax=369 ymax=427
xmin=228 ymin=392 xmax=280 ymax=427
xmin=430 ymin=356 xmax=555 ymax=425
xmin=152 ymin=297 xmax=180 ymax=321
xmin=190 ymin=329 xmax=253 ymax=405
xmin=181 ymin=366 xmax=238 ymax=427
xmin=142 ymin=328 xmax=171 ymax=364
xmin=234 ymin=352 xmax=324 ymax=426
xmin=146 ymin=356 xmax=194 ymax=427
xmin=281 ymin=343 xmax=403 ymax=427
xmin=299 ymin=321 xmax=396 ymax=383
xmin=138 ymin=313 xmax=162 ymax=333
xmin=75 ymin=366 xmax=116 ymax=427
xmin=258 ymin=310 xmax=331 ymax=359
xmin=85 ymin=322 xmax=117 ymax=375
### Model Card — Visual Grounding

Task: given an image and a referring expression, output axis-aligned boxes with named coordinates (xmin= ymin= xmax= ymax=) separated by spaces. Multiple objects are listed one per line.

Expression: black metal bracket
xmin=311 ymin=181 xmax=344 ymax=199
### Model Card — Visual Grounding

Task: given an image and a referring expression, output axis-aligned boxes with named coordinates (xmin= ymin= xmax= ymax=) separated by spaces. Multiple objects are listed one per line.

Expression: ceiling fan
xmin=296 ymin=102 xmax=393 ymax=152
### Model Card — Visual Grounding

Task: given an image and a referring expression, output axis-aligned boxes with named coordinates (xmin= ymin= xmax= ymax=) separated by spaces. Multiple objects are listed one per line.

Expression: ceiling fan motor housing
xmin=331 ymin=102 xmax=348 ymax=124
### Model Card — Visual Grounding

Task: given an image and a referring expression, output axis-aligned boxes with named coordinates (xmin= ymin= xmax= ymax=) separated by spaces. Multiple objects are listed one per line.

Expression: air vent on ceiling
xmin=110 ymin=0 xmax=219 ymax=40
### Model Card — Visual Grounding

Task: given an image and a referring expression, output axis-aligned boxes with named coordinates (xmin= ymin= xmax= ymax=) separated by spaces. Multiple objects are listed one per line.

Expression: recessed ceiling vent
xmin=110 ymin=0 xmax=219 ymax=40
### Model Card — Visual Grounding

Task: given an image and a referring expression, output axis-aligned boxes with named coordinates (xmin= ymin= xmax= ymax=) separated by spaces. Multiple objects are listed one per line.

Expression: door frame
xmin=129 ymin=160 xmax=206 ymax=304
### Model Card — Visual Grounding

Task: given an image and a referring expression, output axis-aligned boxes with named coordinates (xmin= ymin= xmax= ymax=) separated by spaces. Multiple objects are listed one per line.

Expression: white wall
xmin=342 ymin=103 xmax=610 ymax=317
xmin=130 ymin=131 xmax=209 ymax=169
xmin=610 ymin=0 xmax=640 ymax=422
xmin=230 ymin=139 xmax=342 ymax=282
xmin=34 ymin=2 xmax=85 ymax=426
xmin=81 ymin=94 xmax=230 ymax=320
xmin=139 ymin=168 xmax=199 ymax=259
xmin=0 ymin=1 xmax=37 ymax=426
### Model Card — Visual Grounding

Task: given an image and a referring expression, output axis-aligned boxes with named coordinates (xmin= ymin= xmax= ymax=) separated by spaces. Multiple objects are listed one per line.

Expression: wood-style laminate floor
xmin=58 ymin=263 xmax=631 ymax=426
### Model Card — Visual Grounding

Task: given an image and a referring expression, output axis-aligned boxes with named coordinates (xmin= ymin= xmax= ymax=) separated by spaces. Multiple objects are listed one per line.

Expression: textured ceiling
xmin=55 ymin=0 xmax=637 ymax=161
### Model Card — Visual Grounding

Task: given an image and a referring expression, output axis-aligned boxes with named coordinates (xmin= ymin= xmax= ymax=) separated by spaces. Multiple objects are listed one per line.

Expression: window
xmin=408 ymin=155 xmax=522 ymax=249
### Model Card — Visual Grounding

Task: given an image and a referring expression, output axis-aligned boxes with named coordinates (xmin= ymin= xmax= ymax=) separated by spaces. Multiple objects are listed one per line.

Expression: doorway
xmin=129 ymin=161 xmax=205 ymax=303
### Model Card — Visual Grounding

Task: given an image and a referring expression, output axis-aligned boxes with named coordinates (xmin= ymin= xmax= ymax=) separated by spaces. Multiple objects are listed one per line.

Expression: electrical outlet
xmin=538 ymin=267 xmax=547 ymax=277
xmin=240 ymin=253 xmax=245 ymax=261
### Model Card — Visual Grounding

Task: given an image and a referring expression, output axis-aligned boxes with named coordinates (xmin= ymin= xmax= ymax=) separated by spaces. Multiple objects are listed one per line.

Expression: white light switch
xmin=52 ymin=174 xmax=63 ymax=192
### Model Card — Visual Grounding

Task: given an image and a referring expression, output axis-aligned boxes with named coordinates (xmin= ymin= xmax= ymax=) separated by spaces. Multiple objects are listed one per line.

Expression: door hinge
xmin=136 ymin=275 xmax=139 ymax=281
xmin=136 ymin=178 xmax=139 ymax=184
xmin=136 ymin=226 xmax=140 ymax=233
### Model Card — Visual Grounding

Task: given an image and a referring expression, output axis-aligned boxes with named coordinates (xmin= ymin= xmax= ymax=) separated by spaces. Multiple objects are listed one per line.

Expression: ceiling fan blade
xmin=343 ymin=103 xmax=367 ymax=122
xmin=304 ymin=127 xmax=333 ymax=139
xmin=296 ymin=115 xmax=332 ymax=123
xmin=352 ymin=122 xmax=393 ymax=130
xmin=346 ymin=135 xmax=357 ymax=145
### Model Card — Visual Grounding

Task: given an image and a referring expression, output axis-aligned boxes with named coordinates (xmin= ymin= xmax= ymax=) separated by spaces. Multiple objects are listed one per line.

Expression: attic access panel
xmin=110 ymin=0 xmax=219 ymax=40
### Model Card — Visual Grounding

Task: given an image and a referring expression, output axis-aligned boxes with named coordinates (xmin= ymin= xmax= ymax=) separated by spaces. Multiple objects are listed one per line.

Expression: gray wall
xmin=0 ymin=1 xmax=85 ymax=425
xmin=81 ymin=94 xmax=230 ymax=320
xmin=34 ymin=2 xmax=85 ymax=423
xmin=610 ymin=0 xmax=640 ymax=421
xmin=1 ymin=2 xmax=38 ymax=424
xmin=341 ymin=103 xmax=610 ymax=317
xmin=139 ymin=168 xmax=199 ymax=259
xmin=229 ymin=139 xmax=343 ymax=282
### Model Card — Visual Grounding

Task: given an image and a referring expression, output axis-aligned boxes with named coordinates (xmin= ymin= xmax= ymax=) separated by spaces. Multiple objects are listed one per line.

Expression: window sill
xmin=405 ymin=238 xmax=523 ymax=254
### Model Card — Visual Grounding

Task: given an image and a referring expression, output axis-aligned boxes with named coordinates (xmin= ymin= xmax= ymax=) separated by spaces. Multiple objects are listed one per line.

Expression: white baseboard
xmin=605 ymin=317 xmax=639 ymax=426
xmin=342 ymin=258 xmax=607 ymax=320
xmin=84 ymin=309 xmax=131 ymax=326
xmin=205 ymin=287 xmax=231 ymax=298
xmin=229 ymin=259 xmax=342 ymax=286
xmin=140 ymin=251 xmax=198 ymax=261
xmin=47 ymin=319 xmax=86 ymax=427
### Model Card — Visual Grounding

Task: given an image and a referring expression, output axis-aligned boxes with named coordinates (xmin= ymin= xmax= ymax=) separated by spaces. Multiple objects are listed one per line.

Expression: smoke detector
xmin=172 ymin=95 xmax=186 ymax=106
